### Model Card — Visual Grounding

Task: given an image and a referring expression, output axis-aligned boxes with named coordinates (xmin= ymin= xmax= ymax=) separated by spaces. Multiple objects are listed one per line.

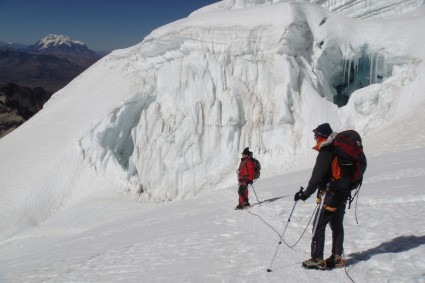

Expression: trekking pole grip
xmin=288 ymin=187 xmax=303 ymax=222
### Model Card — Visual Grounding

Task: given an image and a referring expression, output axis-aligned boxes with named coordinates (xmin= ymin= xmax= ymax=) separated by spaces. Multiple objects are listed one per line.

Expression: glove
xmin=294 ymin=191 xmax=307 ymax=201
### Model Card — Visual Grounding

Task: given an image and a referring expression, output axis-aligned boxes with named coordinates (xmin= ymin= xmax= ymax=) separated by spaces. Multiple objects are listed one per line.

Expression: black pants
xmin=311 ymin=199 xmax=347 ymax=259
xmin=238 ymin=184 xmax=249 ymax=205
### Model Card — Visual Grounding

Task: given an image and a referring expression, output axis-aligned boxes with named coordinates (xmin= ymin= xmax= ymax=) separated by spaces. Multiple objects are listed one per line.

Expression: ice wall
xmin=80 ymin=5 xmax=324 ymax=201
xmin=79 ymin=2 xmax=423 ymax=201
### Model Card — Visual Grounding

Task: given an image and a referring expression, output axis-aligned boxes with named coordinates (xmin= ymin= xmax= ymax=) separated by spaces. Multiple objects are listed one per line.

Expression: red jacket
xmin=238 ymin=157 xmax=255 ymax=184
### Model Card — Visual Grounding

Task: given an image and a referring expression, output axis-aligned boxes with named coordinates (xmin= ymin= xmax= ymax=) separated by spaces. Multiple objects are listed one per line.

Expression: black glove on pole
xmin=294 ymin=189 xmax=307 ymax=201
xmin=289 ymin=187 xmax=304 ymax=221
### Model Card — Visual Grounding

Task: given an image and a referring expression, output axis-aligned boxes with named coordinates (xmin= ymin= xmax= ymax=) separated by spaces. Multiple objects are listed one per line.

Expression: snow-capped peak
xmin=28 ymin=34 xmax=99 ymax=57
xmin=33 ymin=34 xmax=85 ymax=49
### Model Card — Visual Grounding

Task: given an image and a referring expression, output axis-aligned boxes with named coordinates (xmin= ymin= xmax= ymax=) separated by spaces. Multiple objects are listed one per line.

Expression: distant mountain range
xmin=0 ymin=35 xmax=107 ymax=56
xmin=0 ymin=34 xmax=103 ymax=91
xmin=0 ymin=34 xmax=105 ymax=138
xmin=0 ymin=41 xmax=28 ymax=50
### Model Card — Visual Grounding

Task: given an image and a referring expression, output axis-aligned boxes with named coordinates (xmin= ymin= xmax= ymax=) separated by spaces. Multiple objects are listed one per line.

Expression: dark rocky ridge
xmin=0 ymin=83 xmax=52 ymax=138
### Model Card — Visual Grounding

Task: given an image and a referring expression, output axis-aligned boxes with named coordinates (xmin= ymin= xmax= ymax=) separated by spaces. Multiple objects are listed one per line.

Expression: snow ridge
xmin=194 ymin=0 xmax=423 ymax=19
xmin=315 ymin=0 xmax=424 ymax=19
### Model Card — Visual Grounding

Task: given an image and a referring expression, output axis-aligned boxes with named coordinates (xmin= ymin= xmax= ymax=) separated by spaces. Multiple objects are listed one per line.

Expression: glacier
xmin=0 ymin=0 xmax=425 ymax=237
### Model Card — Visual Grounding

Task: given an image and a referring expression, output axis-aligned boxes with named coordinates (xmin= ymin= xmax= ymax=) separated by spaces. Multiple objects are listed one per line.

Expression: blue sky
xmin=0 ymin=0 xmax=219 ymax=52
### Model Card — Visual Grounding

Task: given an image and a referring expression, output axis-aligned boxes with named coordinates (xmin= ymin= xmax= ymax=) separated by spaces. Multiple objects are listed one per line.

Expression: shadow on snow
xmin=347 ymin=235 xmax=425 ymax=265
xmin=251 ymin=195 xmax=289 ymax=206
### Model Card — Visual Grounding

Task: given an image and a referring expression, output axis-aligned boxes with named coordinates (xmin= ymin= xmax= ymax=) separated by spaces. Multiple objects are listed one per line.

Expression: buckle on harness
xmin=323 ymin=204 xmax=337 ymax=212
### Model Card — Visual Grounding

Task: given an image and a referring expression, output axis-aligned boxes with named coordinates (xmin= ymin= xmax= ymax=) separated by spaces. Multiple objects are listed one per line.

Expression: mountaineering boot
xmin=324 ymin=254 xmax=344 ymax=269
xmin=235 ymin=204 xmax=245 ymax=210
xmin=302 ymin=258 xmax=325 ymax=269
xmin=244 ymin=201 xmax=250 ymax=207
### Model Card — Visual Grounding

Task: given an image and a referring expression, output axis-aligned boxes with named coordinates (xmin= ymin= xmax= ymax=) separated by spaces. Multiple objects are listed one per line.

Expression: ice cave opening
xmin=329 ymin=49 xmax=390 ymax=107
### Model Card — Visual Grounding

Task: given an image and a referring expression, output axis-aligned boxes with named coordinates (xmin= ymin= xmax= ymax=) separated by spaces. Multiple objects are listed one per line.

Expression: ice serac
xmin=80 ymin=2 xmax=424 ymax=201
xmin=79 ymin=3 xmax=325 ymax=202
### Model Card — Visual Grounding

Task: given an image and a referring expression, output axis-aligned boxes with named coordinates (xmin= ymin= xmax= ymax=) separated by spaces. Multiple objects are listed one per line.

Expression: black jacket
xmin=304 ymin=142 xmax=353 ymax=209
xmin=303 ymin=143 xmax=334 ymax=199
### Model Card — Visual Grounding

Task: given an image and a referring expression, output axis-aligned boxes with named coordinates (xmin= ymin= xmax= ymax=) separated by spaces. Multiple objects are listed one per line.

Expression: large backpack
xmin=237 ymin=154 xmax=261 ymax=181
xmin=251 ymin=157 xmax=261 ymax=180
xmin=332 ymin=130 xmax=367 ymax=190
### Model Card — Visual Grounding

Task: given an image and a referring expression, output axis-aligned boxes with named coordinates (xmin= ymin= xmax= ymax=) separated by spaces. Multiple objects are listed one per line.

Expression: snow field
xmin=1 ymin=147 xmax=424 ymax=282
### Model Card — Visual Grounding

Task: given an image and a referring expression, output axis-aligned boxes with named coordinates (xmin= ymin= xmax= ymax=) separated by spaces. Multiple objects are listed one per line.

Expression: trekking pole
xmin=310 ymin=189 xmax=326 ymax=257
xmin=282 ymin=187 xmax=303 ymax=237
xmin=250 ymin=183 xmax=261 ymax=206
xmin=312 ymin=189 xmax=326 ymax=238
xmin=267 ymin=187 xmax=303 ymax=272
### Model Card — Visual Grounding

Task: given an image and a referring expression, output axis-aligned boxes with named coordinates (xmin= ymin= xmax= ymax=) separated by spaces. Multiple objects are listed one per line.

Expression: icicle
xmin=369 ymin=53 xmax=373 ymax=85
xmin=354 ymin=57 xmax=359 ymax=74
xmin=353 ymin=57 xmax=358 ymax=85
xmin=347 ymin=60 xmax=352 ymax=87
xmin=375 ymin=51 xmax=380 ymax=84
xmin=383 ymin=54 xmax=387 ymax=80
xmin=371 ymin=54 xmax=378 ymax=84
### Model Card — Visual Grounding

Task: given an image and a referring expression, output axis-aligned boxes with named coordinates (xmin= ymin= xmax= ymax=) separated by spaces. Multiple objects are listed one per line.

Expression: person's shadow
xmin=251 ymin=195 xmax=288 ymax=206
xmin=346 ymin=235 xmax=425 ymax=265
